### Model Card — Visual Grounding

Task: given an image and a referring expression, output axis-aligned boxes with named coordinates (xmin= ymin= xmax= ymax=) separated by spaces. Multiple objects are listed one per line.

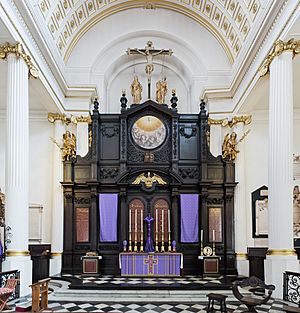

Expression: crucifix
xmin=127 ymin=41 xmax=173 ymax=99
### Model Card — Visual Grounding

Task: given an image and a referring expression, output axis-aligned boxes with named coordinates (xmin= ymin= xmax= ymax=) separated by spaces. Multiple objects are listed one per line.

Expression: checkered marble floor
xmin=10 ymin=298 xmax=296 ymax=312
xmin=60 ymin=274 xmax=232 ymax=290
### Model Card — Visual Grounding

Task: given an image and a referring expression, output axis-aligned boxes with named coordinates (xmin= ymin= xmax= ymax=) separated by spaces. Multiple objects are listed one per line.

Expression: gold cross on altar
xmin=144 ymin=255 xmax=158 ymax=275
xmin=127 ymin=41 xmax=173 ymax=99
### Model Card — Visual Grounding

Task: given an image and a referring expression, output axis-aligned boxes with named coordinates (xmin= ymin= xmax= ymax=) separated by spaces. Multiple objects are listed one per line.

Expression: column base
xmin=236 ymin=255 xmax=249 ymax=276
xmin=50 ymin=254 xmax=62 ymax=276
xmin=2 ymin=256 xmax=32 ymax=296
xmin=265 ymin=254 xmax=299 ymax=298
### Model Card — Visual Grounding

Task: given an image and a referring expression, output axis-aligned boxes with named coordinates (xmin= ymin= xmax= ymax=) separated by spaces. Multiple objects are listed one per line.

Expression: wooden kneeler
xmin=29 ymin=278 xmax=51 ymax=312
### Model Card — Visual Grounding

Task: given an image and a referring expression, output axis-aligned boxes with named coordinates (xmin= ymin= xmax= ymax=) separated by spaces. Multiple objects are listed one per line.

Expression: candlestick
xmin=135 ymin=210 xmax=137 ymax=242
xmin=168 ymin=210 xmax=170 ymax=233
xmin=155 ymin=209 xmax=158 ymax=233
xmin=128 ymin=232 xmax=132 ymax=252
xmin=200 ymin=229 xmax=203 ymax=256
xmin=212 ymin=229 xmax=215 ymax=242
xmin=168 ymin=231 xmax=171 ymax=252
xmin=129 ymin=209 xmax=131 ymax=233
xmin=201 ymin=229 xmax=203 ymax=242
xmin=161 ymin=210 xmax=165 ymax=252
xmin=140 ymin=210 xmax=144 ymax=252
xmin=155 ymin=232 xmax=159 ymax=252
xmin=212 ymin=229 xmax=216 ymax=256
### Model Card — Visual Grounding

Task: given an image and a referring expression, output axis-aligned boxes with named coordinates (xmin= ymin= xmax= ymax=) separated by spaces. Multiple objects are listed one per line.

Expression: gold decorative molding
xmin=48 ymin=113 xmax=91 ymax=125
xmin=236 ymin=252 xmax=248 ymax=260
xmin=0 ymin=42 xmax=39 ymax=78
xmin=51 ymin=252 xmax=62 ymax=257
xmin=208 ymin=115 xmax=252 ymax=128
xmin=71 ymin=115 xmax=92 ymax=124
xmin=259 ymin=39 xmax=300 ymax=77
xmin=6 ymin=250 xmax=30 ymax=257
xmin=48 ymin=113 xmax=71 ymax=125
xmin=266 ymin=249 xmax=297 ymax=256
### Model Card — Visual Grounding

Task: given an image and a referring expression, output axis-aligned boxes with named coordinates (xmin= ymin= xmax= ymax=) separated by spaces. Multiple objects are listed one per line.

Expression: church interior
xmin=1 ymin=0 xmax=300 ymax=312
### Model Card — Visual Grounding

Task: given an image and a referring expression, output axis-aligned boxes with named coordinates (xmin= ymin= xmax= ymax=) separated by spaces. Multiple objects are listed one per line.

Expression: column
xmin=265 ymin=49 xmax=298 ymax=298
xmin=50 ymin=120 xmax=65 ymax=275
xmin=3 ymin=52 xmax=31 ymax=296
xmin=234 ymin=123 xmax=249 ymax=276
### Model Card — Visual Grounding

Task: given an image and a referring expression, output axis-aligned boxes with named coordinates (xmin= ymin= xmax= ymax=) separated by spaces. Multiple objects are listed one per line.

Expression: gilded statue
xmin=222 ymin=132 xmax=239 ymax=161
xmin=62 ymin=131 xmax=76 ymax=161
xmin=156 ymin=77 xmax=167 ymax=104
xmin=132 ymin=172 xmax=167 ymax=189
xmin=130 ymin=76 xmax=142 ymax=104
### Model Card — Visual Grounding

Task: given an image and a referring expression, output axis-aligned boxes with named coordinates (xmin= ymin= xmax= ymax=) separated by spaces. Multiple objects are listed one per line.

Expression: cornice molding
xmin=48 ymin=112 xmax=91 ymax=125
xmin=0 ymin=42 xmax=39 ymax=78
xmin=259 ymin=38 xmax=300 ymax=76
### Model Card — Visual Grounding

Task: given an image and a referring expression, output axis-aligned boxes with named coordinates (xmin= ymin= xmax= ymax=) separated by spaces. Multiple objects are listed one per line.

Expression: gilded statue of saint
xmin=62 ymin=131 xmax=76 ymax=161
xmin=156 ymin=77 xmax=167 ymax=104
xmin=130 ymin=76 xmax=142 ymax=104
xmin=222 ymin=132 xmax=239 ymax=161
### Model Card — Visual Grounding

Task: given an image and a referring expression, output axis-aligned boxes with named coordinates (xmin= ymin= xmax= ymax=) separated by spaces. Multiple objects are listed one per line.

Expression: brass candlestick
xmin=212 ymin=240 xmax=216 ymax=256
xmin=128 ymin=232 xmax=132 ymax=252
xmin=168 ymin=232 xmax=171 ymax=252
xmin=140 ymin=233 xmax=144 ymax=252
xmin=155 ymin=232 xmax=159 ymax=252
xmin=200 ymin=239 xmax=203 ymax=256
xmin=161 ymin=232 xmax=165 ymax=252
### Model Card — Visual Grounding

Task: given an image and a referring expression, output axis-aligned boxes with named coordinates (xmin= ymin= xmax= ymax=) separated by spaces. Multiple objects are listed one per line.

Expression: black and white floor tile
xmin=9 ymin=298 xmax=296 ymax=312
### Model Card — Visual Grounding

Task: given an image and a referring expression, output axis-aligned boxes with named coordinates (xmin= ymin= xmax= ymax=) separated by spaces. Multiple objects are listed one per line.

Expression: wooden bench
xmin=29 ymin=278 xmax=51 ymax=312
xmin=232 ymin=276 xmax=275 ymax=312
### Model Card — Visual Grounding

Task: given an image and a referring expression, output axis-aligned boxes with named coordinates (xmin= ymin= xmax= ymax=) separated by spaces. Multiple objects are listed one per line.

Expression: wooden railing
xmin=0 ymin=270 xmax=20 ymax=300
xmin=29 ymin=278 xmax=51 ymax=313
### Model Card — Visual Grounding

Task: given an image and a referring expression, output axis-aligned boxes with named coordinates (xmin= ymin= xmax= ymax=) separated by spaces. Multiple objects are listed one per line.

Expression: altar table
xmin=119 ymin=253 xmax=183 ymax=276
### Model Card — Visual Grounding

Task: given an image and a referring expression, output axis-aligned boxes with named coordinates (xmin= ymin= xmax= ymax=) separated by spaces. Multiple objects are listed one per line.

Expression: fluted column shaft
xmin=234 ymin=123 xmax=249 ymax=275
xmin=50 ymin=120 xmax=65 ymax=274
xmin=266 ymin=50 xmax=298 ymax=298
xmin=5 ymin=53 xmax=29 ymax=252
xmin=268 ymin=51 xmax=293 ymax=251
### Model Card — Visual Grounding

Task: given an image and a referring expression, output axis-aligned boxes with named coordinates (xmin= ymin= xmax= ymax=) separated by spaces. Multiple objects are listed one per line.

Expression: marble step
xmin=49 ymin=289 xmax=237 ymax=302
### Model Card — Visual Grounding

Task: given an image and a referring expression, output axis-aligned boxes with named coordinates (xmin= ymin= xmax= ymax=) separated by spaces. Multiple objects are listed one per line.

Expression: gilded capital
xmin=48 ymin=113 xmax=70 ymax=125
xmin=208 ymin=115 xmax=251 ymax=128
xmin=0 ymin=42 xmax=39 ymax=78
xmin=259 ymin=39 xmax=300 ymax=77
xmin=71 ymin=115 xmax=92 ymax=124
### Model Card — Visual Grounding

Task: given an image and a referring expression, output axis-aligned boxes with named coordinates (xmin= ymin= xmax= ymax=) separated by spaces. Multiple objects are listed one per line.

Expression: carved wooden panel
xmin=100 ymin=124 xmax=120 ymax=160
xmin=179 ymin=124 xmax=198 ymax=160
xmin=154 ymin=199 xmax=169 ymax=242
xmin=76 ymin=208 xmax=89 ymax=242
xmin=129 ymin=199 xmax=145 ymax=242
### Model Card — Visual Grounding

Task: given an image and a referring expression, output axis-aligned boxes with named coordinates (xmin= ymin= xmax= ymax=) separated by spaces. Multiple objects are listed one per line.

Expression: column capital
xmin=208 ymin=115 xmax=252 ymax=128
xmin=259 ymin=38 xmax=300 ymax=77
xmin=0 ymin=42 xmax=39 ymax=78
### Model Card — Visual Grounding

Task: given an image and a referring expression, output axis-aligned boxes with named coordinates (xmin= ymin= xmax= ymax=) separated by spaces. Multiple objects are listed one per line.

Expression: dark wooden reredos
xmin=61 ymin=98 xmax=237 ymax=275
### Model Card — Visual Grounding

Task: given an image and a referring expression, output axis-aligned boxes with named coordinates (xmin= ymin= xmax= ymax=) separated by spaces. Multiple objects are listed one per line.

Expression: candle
xmin=129 ymin=209 xmax=131 ymax=232
xmin=156 ymin=209 xmax=158 ymax=233
xmin=168 ymin=210 xmax=170 ymax=233
xmin=141 ymin=210 xmax=143 ymax=234
xmin=135 ymin=210 xmax=137 ymax=241
xmin=212 ymin=229 xmax=215 ymax=242
xmin=201 ymin=229 xmax=203 ymax=242
xmin=162 ymin=210 xmax=164 ymax=235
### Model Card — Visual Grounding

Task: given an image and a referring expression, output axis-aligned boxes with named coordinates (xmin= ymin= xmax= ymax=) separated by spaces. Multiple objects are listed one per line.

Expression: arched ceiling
xmin=36 ymin=0 xmax=261 ymax=64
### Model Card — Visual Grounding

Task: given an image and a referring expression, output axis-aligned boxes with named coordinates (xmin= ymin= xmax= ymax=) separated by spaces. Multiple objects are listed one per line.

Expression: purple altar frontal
xmin=119 ymin=253 xmax=183 ymax=277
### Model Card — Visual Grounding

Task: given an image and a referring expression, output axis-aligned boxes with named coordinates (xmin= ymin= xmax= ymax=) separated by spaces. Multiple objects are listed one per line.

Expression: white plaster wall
xmin=0 ymin=118 xmax=5 ymax=190
xmin=29 ymin=120 xmax=53 ymax=243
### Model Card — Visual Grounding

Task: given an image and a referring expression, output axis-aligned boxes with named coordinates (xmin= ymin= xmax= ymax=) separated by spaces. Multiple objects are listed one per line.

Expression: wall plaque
xmin=76 ymin=208 xmax=89 ymax=242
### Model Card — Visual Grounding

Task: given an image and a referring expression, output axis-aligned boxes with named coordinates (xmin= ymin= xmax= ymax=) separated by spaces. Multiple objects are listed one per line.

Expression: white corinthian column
xmin=265 ymin=48 xmax=298 ymax=298
xmin=50 ymin=119 xmax=65 ymax=275
xmin=3 ymin=52 xmax=32 ymax=296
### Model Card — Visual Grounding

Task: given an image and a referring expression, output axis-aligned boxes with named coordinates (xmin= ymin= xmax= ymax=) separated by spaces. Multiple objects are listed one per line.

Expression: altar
xmin=120 ymin=253 xmax=183 ymax=276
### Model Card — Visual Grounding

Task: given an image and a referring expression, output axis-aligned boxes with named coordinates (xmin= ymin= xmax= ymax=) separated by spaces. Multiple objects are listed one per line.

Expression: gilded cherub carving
xmin=222 ymin=132 xmax=239 ymax=161
xmin=62 ymin=131 xmax=76 ymax=161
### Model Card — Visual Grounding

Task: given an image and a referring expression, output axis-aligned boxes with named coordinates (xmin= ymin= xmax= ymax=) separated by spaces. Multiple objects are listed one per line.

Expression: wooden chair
xmin=0 ymin=278 xmax=18 ymax=311
xmin=232 ymin=276 xmax=275 ymax=312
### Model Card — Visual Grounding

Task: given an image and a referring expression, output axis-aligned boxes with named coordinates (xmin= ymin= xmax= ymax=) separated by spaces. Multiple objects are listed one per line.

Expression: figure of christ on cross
xmin=143 ymin=255 xmax=158 ymax=275
xmin=144 ymin=213 xmax=154 ymax=253
xmin=127 ymin=41 xmax=173 ymax=99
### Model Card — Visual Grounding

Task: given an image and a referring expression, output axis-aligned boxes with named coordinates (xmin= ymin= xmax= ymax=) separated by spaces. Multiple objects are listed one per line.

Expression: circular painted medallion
xmin=131 ymin=115 xmax=166 ymax=150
